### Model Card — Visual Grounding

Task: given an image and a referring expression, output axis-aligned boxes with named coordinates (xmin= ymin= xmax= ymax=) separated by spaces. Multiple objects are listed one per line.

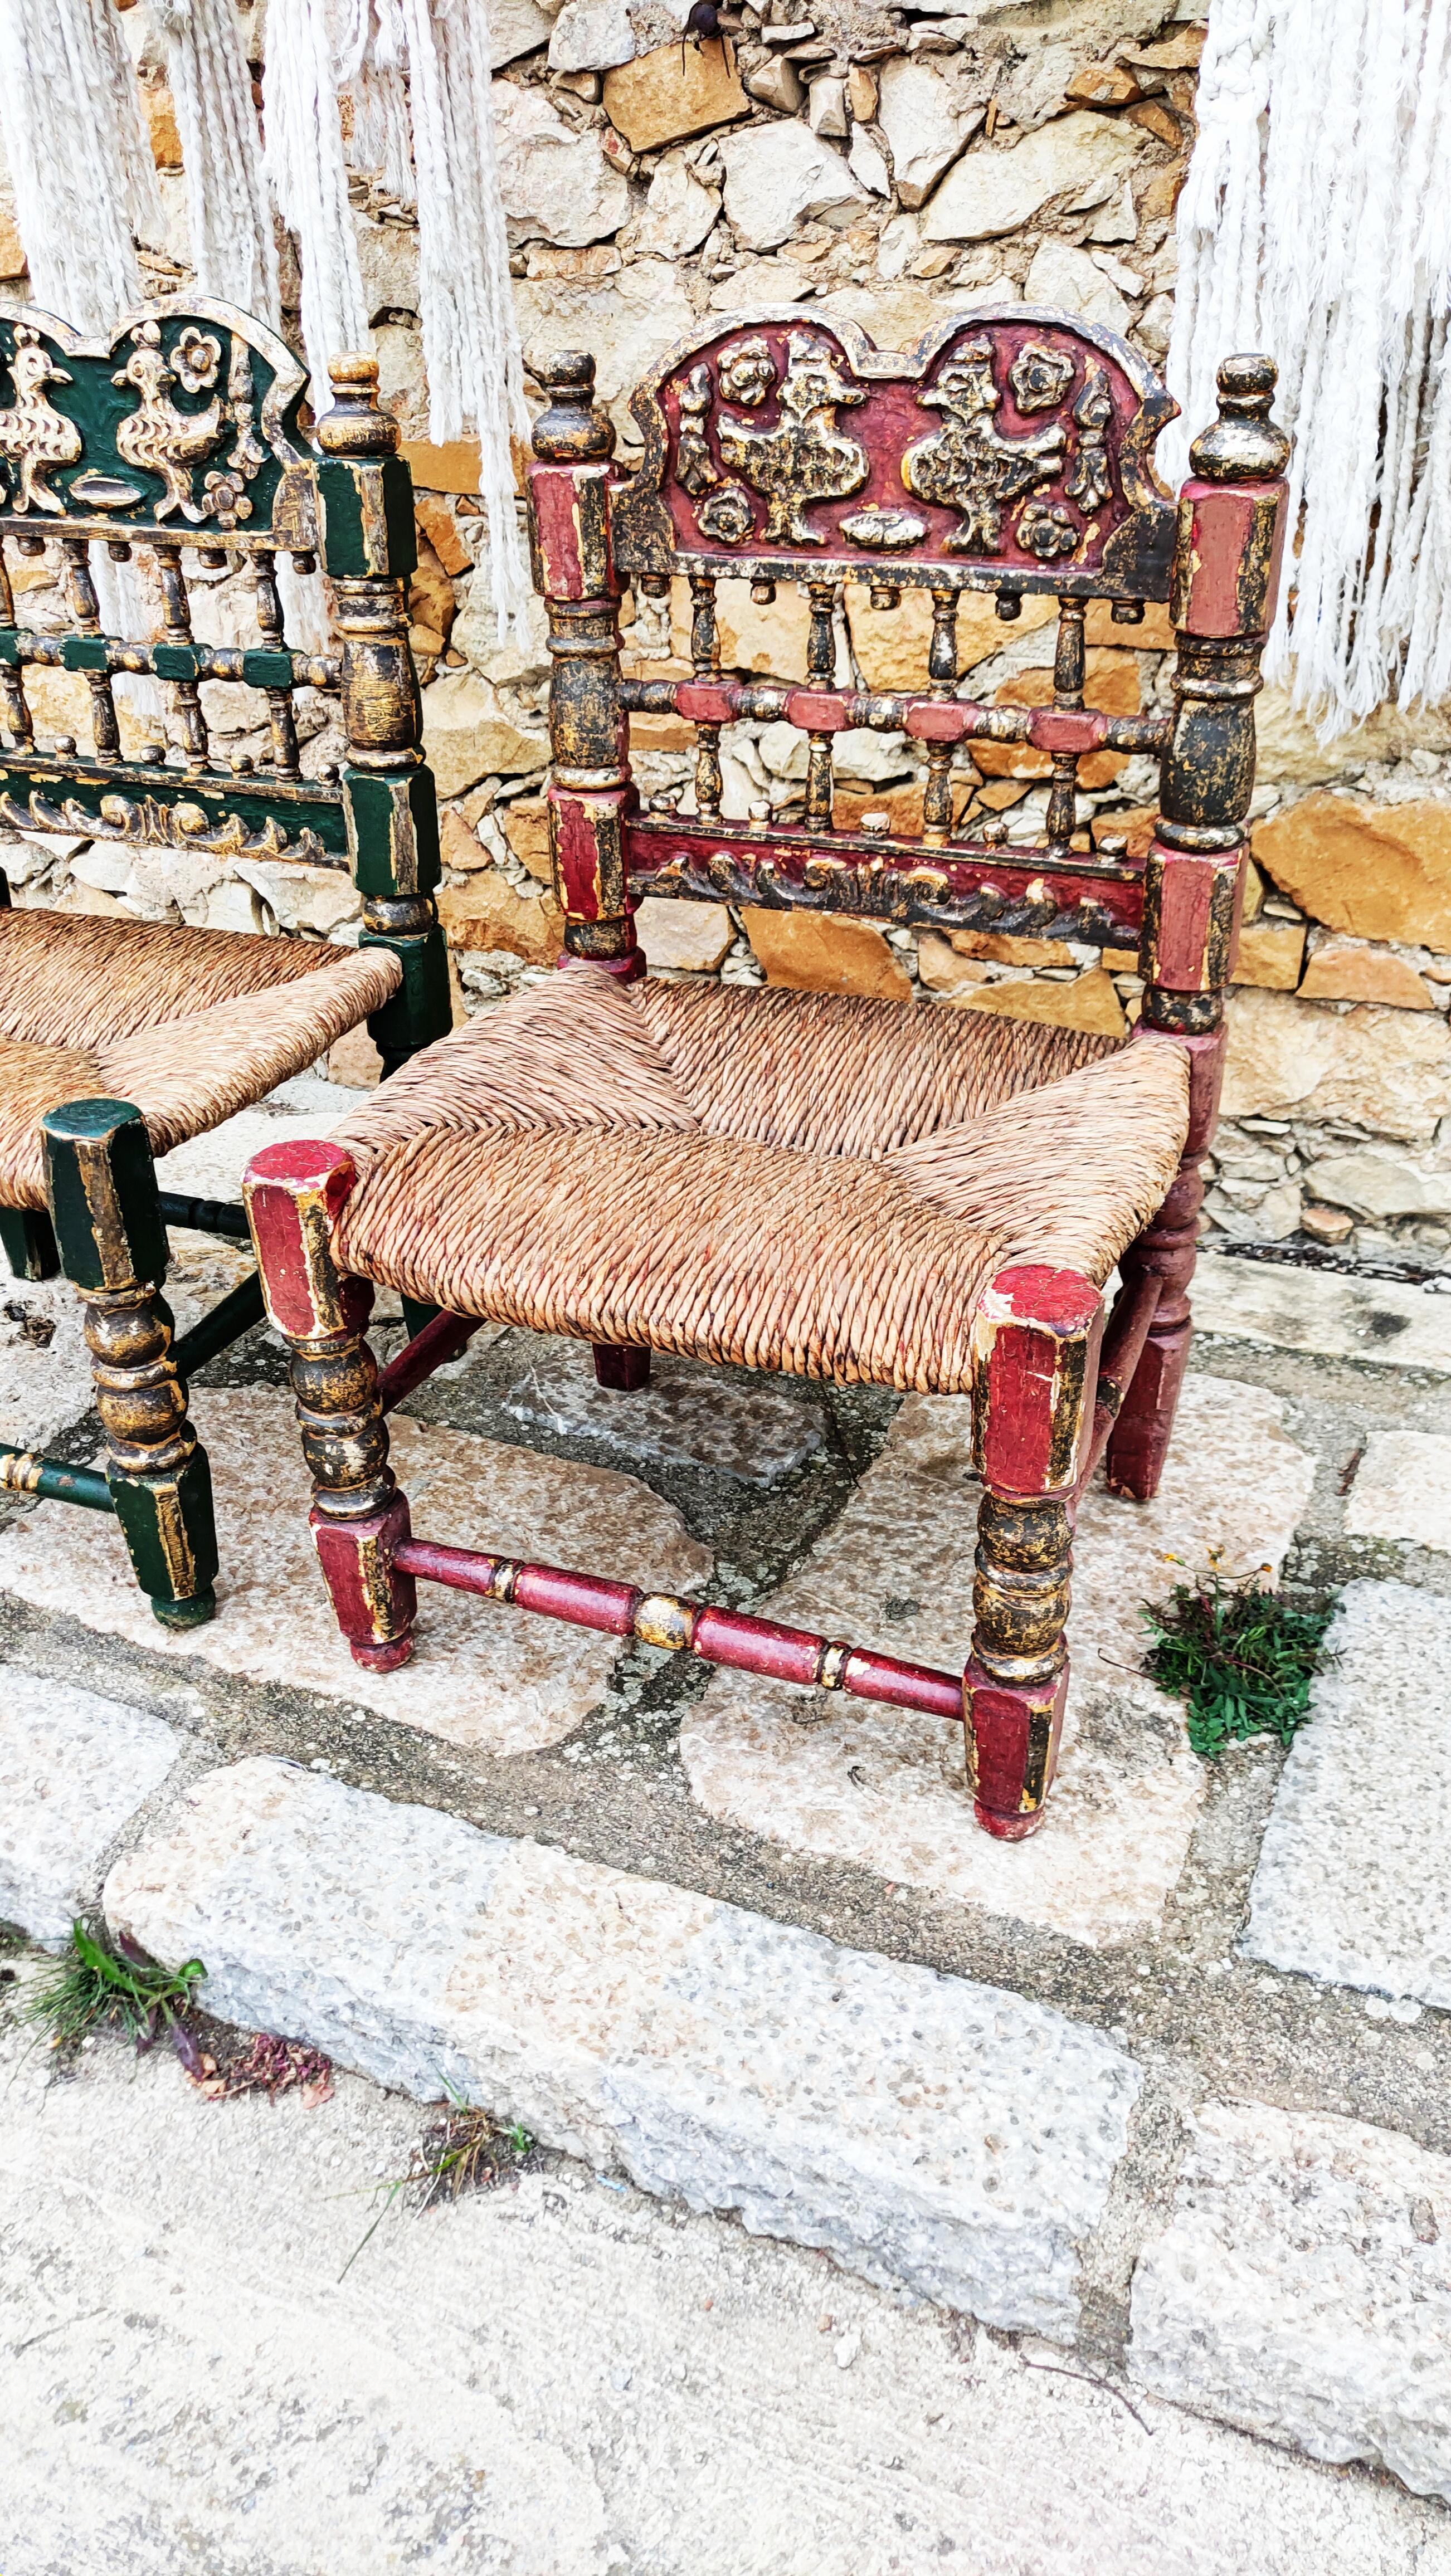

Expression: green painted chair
xmin=0 ymin=304 xmax=450 ymax=1628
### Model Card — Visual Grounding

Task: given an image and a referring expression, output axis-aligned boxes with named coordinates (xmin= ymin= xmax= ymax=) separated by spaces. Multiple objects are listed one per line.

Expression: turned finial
xmin=1190 ymin=353 xmax=1290 ymax=483
xmin=316 ymin=351 xmax=400 ymax=457
xmin=528 ymin=349 xmax=615 ymax=463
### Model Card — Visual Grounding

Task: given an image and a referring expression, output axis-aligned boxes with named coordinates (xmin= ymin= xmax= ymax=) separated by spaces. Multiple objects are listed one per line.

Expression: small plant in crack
xmin=21 ymin=1919 xmax=205 ymax=2071
xmin=1142 ymin=1559 xmax=1337 ymax=1758
xmin=340 ymin=2091 xmax=537 ymax=2279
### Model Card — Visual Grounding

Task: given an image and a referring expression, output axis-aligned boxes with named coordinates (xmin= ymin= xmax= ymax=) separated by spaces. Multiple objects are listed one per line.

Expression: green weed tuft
xmin=1143 ymin=1564 xmax=1336 ymax=1758
xmin=22 ymin=1919 xmax=205 ymax=2061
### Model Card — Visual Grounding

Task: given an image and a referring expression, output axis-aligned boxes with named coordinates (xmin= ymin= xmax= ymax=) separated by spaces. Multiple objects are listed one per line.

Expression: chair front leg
xmin=244 ymin=1140 xmax=416 ymax=1672
xmin=42 ymin=1100 xmax=217 ymax=1628
xmin=965 ymin=1265 xmax=1101 ymax=1840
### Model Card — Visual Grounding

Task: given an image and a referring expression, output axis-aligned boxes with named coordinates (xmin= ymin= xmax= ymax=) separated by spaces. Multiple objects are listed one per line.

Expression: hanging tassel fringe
xmin=292 ymin=0 xmax=532 ymax=637
xmin=0 ymin=0 xmax=162 ymax=329
xmin=1167 ymin=0 xmax=1451 ymax=732
xmin=262 ymin=0 xmax=372 ymax=412
xmin=154 ymin=0 xmax=280 ymax=325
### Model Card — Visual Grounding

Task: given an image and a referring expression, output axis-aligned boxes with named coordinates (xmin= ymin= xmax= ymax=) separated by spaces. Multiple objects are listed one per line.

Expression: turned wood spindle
xmin=250 ymin=548 xmax=301 ymax=777
xmin=61 ymin=536 xmax=121 ymax=760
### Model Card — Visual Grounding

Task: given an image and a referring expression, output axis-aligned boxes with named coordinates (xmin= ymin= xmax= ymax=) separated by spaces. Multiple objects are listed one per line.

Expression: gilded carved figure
xmin=903 ymin=338 xmax=1068 ymax=553
xmin=715 ymin=332 xmax=869 ymax=545
xmin=0 ymin=325 xmax=84 ymax=514
xmin=113 ymin=320 xmax=227 ymax=522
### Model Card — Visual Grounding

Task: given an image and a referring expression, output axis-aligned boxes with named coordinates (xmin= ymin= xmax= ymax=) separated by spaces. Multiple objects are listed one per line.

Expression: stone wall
xmin=7 ymin=0 xmax=1451 ymax=1272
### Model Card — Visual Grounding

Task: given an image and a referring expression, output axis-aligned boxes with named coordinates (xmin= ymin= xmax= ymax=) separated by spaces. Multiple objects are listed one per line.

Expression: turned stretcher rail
xmin=392 ymin=1535 xmax=967 ymax=1720
xmin=619 ymin=675 xmax=1171 ymax=760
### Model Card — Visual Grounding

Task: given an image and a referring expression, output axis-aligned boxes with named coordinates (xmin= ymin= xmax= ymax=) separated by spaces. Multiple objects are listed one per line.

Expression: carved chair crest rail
xmin=0 ymin=302 xmax=451 ymax=1628
xmin=244 ymin=303 xmax=1288 ymax=1841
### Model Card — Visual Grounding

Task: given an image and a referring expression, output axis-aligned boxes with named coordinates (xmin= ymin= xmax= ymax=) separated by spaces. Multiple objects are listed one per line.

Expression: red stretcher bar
xmin=392 ymin=1536 xmax=965 ymax=1721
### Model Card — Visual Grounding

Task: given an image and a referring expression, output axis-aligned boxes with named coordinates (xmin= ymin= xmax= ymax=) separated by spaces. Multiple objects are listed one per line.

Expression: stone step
xmin=104 ymin=1754 xmax=1142 ymax=2345
xmin=1131 ymin=2097 xmax=1451 ymax=2505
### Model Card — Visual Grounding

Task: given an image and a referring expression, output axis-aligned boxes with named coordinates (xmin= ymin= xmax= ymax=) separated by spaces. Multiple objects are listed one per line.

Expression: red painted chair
xmin=246 ymin=309 xmax=1287 ymax=1839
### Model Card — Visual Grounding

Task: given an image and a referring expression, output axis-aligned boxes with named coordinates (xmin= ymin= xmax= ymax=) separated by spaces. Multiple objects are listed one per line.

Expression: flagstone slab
xmin=680 ymin=1378 xmax=1315 ymax=1948
xmin=0 ymin=1676 xmax=181 ymax=1946
xmin=1192 ymin=1253 xmax=1451 ymax=1372
xmin=106 ymin=1754 xmax=1142 ymax=2341
xmin=1241 ymin=1580 xmax=1451 ymax=2008
xmin=0 ymin=1384 xmax=710 ymax=1758
xmin=1130 ymin=2099 xmax=1451 ymax=2504
xmin=1344 ymin=1431 xmax=1451 ymax=1555
xmin=503 ymin=1338 xmax=822 ymax=1481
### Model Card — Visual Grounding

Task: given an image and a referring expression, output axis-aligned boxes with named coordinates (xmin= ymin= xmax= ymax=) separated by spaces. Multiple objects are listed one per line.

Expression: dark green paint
xmin=152 ymin=641 xmax=203 ymax=682
xmin=363 ymin=924 xmax=452 ymax=1067
xmin=0 ymin=1206 xmax=59 ymax=1281
xmin=317 ymin=455 xmax=417 ymax=579
xmin=0 ymin=318 xmax=306 ymax=535
xmin=0 ymin=632 xmax=20 ymax=664
xmin=42 ymin=1098 xmax=167 ymax=1293
xmin=344 ymin=765 xmax=441 ymax=897
xmin=241 ymin=648 xmax=296 ymax=690
xmin=0 ymin=1444 xmax=114 ymax=1512
xmin=109 ymin=1445 xmax=219 ymax=1624
xmin=60 ymin=636 xmax=110 ymax=672
xmin=0 ymin=757 xmax=350 ymax=861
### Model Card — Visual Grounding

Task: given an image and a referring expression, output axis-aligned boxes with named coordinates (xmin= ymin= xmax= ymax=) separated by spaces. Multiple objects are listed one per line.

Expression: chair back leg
xmin=42 ymin=1099 xmax=218 ymax=1628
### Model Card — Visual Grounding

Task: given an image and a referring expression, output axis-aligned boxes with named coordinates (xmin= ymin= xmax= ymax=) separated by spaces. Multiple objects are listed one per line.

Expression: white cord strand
xmin=0 ymin=0 xmax=162 ymax=329
xmin=153 ymin=0 xmax=280 ymax=324
xmin=1168 ymin=0 xmax=1451 ymax=732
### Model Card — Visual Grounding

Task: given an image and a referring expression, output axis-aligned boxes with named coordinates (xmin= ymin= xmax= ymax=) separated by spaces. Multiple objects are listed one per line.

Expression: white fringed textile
xmin=1167 ymin=0 xmax=1451 ymax=730
xmin=274 ymin=0 xmax=530 ymax=635
xmin=262 ymin=0 xmax=372 ymax=409
xmin=0 ymin=0 xmax=162 ymax=329
xmin=154 ymin=0 xmax=280 ymax=325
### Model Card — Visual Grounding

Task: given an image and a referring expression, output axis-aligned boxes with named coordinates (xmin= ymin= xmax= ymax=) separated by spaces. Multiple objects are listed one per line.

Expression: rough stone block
xmin=681 ymin=1375 xmax=1313 ymax=1949
xmin=0 ymin=1385 xmax=710 ymax=1760
xmin=717 ymin=120 xmax=865 ymax=251
xmin=876 ymin=58 xmax=967 ymax=208
xmin=106 ymin=1755 xmax=1141 ymax=2339
xmin=634 ymin=896 xmax=734 ymax=973
xmin=1304 ymin=1147 xmax=1451 ymax=1222
xmin=437 ymin=868 xmax=563 ymax=963
xmin=1253 ymin=794 xmax=1451 ymax=949
xmin=605 ymin=36 xmax=750 ymax=153
xmin=495 ymin=83 xmax=632 ymax=245
xmin=923 ymin=111 xmax=1145 ymax=244
xmin=1345 ymin=1440 xmax=1451 ymax=1557
xmin=1231 ymin=916 xmax=1306 ymax=991
xmin=741 ymin=907 xmax=912 ymax=1000
xmin=947 ymin=968 xmax=1128 ymax=1037
xmin=422 ymin=671 xmax=549 ymax=798
xmin=0 ymin=1678 xmax=180 ymax=1946
xmin=1242 ymin=1579 xmax=1451 ymax=2007
xmin=1299 ymin=936 xmax=1435 ymax=1010
xmin=1221 ymin=986 xmax=1451 ymax=1144
xmin=1131 ymin=2099 xmax=1451 ymax=2503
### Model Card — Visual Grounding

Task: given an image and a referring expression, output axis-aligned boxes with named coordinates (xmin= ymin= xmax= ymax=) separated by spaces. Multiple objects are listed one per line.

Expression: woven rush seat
xmin=0 ymin=906 xmax=401 ymax=1208
xmin=329 ymin=963 xmax=1191 ymax=1394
